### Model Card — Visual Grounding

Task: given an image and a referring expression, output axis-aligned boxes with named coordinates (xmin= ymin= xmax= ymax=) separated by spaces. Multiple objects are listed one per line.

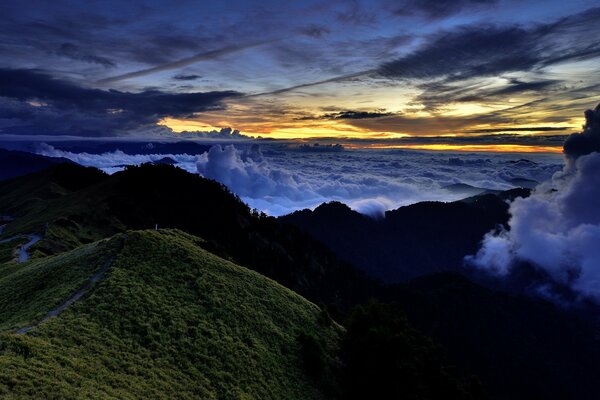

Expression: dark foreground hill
xmin=390 ymin=272 xmax=600 ymax=400
xmin=279 ymin=190 xmax=529 ymax=283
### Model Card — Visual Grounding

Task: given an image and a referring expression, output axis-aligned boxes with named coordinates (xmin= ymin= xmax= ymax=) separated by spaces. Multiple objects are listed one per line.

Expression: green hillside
xmin=0 ymin=230 xmax=342 ymax=399
xmin=0 ymin=163 xmax=376 ymax=308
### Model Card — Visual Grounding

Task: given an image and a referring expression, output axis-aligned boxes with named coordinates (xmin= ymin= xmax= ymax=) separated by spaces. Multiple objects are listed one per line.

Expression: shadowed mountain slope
xmin=280 ymin=189 xmax=530 ymax=283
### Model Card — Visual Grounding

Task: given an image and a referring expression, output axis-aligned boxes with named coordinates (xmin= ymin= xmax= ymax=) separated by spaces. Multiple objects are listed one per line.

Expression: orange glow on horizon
xmin=345 ymin=143 xmax=564 ymax=153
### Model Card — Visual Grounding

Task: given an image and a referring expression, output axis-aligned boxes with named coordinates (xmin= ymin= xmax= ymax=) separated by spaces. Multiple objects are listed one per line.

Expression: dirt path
xmin=18 ymin=234 xmax=42 ymax=262
xmin=0 ymin=233 xmax=42 ymax=262
xmin=16 ymin=258 xmax=113 ymax=335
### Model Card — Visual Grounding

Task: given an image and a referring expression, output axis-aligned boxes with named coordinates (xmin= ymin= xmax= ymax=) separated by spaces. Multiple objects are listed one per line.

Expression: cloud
xmin=97 ymin=39 xmax=280 ymax=84
xmin=250 ymin=69 xmax=376 ymax=97
xmin=379 ymin=25 xmax=544 ymax=81
xmin=34 ymin=141 xmax=563 ymax=217
xmin=378 ymin=8 xmax=600 ymax=87
xmin=298 ymin=25 xmax=331 ymax=38
xmin=0 ymin=68 xmax=239 ymax=136
xmin=193 ymin=143 xmax=561 ymax=216
xmin=302 ymin=110 xmax=394 ymax=120
xmin=298 ymin=143 xmax=344 ymax=152
xmin=415 ymin=78 xmax=563 ymax=111
xmin=465 ymin=127 xmax=568 ymax=133
xmin=176 ymin=127 xmax=252 ymax=140
xmin=467 ymin=103 xmax=600 ymax=302
xmin=172 ymin=74 xmax=202 ymax=81
xmin=56 ymin=43 xmax=115 ymax=67
xmin=34 ymin=143 xmax=201 ymax=174
xmin=563 ymin=103 xmax=600 ymax=158
xmin=391 ymin=0 xmax=499 ymax=20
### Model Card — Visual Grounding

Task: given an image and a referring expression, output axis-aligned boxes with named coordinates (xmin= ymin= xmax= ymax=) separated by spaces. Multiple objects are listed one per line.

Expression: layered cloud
xmin=468 ymin=104 xmax=600 ymax=302
xmin=34 ymin=141 xmax=563 ymax=217
xmin=0 ymin=68 xmax=239 ymax=136
xmin=193 ymin=144 xmax=561 ymax=215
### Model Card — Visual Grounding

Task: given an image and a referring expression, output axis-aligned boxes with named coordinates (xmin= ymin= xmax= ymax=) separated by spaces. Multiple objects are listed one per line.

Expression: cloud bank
xmin=467 ymin=104 xmax=600 ymax=301
xmin=35 ymin=141 xmax=563 ymax=217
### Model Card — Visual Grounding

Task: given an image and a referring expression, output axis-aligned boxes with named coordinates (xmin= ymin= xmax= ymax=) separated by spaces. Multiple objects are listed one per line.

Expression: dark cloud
xmin=97 ymin=39 xmax=279 ymax=84
xmin=563 ymin=103 xmax=600 ymax=158
xmin=414 ymin=78 xmax=562 ymax=111
xmin=379 ymin=8 xmax=600 ymax=83
xmin=391 ymin=0 xmax=499 ymax=20
xmin=378 ymin=25 xmax=544 ymax=81
xmin=300 ymin=110 xmax=394 ymax=120
xmin=466 ymin=127 xmax=568 ymax=133
xmin=0 ymin=68 xmax=239 ymax=136
xmin=56 ymin=43 xmax=115 ymax=68
xmin=492 ymin=79 xmax=560 ymax=96
xmin=172 ymin=74 xmax=202 ymax=81
xmin=298 ymin=25 xmax=331 ymax=38
xmin=336 ymin=1 xmax=377 ymax=25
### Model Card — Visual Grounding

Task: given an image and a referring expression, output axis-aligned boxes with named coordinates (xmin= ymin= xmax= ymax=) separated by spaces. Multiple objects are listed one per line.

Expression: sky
xmin=1 ymin=0 xmax=599 ymax=150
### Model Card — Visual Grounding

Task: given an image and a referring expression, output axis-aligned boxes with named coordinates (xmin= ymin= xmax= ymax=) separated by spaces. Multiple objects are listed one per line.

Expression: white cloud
xmin=35 ymin=142 xmax=563 ymax=217
xmin=467 ymin=152 xmax=600 ymax=301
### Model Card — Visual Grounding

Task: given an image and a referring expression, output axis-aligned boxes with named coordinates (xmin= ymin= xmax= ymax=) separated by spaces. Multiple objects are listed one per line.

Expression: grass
xmin=0 ymin=230 xmax=342 ymax=399
xmin=0 ymin=237 xmax=122 ymax=331
xmin=0 ymin=238 xmax=28 ymax=266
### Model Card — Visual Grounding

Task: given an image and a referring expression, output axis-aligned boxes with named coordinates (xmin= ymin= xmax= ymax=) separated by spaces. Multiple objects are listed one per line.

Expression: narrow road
xmin=0 ymin=233 xmax=42 ymax=262
xmin=18 ymin=234 xmax=42 ymax=262
xmin=16 ymin=258 xmax=113 ymax=335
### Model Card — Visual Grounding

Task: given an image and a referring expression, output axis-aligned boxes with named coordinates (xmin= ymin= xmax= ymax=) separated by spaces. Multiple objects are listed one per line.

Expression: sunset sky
xmin=1 ymin=0 xmax=599 ymax=151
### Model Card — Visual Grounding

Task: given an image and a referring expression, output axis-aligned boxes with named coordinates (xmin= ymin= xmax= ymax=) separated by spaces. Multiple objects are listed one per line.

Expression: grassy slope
xmin=0 ymin=164 xmax=376 ymax=309
xmin=0 ymin=230 xmax=341 ymax=399
xmin=0 ymin=237 xmax=121 ymax=331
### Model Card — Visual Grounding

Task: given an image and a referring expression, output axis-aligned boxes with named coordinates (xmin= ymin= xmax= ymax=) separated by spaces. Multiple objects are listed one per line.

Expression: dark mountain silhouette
xmin=280 ymin=189 xmax=530 ymax=283
xmin=442 ymin=182 xmax=497 ymax=196
xmin=0 ymin=148 xmax=75 ymax=181
xmin=389 ymin=272 xmax=600 ymax=400
xmin=0 ymin=163 xmax=378 ymax=308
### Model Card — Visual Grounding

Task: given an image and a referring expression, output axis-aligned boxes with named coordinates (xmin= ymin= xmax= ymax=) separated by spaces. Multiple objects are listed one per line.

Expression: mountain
xmin=279 ymin=189 xmax=530 ymax=283
xmin=442 ymin=183 xmax=498 ymax=197
xmin=389 ymin=272 xmax=600 ymax=400
xmin=1 ymin=163 xmax=599 ymax=399
xmin=0 ymin=230 xmax=342 ymax=398
xmin=0 ymin=163 xmax=377 ymax=309
xmin=0 ymin=148 xmax=74 ymax=181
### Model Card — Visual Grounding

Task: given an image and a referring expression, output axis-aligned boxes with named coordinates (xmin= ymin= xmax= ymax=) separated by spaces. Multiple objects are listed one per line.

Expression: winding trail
xmin=16 ymin=258 xmax=114 ymax=335
xmin=0 ymin=233 xmax=42 ymax=262
xmin=18 ymin=234 xmax=42 ymax=262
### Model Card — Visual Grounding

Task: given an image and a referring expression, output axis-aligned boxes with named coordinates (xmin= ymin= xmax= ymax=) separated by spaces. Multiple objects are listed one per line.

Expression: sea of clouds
xmin=35 ymin=141 xmax=563 ymax=217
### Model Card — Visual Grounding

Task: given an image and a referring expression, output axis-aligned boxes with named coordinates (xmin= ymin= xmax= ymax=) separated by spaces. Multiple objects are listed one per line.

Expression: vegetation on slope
xmin=0 ymin=163 xmax=376 ymax=308
xmin=0 ymin=230 xmax=343 ymax=399
xmin=0 ymin=236 xmax=122 ymax=331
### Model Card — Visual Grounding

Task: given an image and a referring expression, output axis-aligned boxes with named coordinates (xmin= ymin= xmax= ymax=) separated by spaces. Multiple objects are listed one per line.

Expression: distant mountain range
xmin=280 ymin=189 xmax=529 ymax=283
xmin=0 ymin=148 xmax=74 ymax=181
